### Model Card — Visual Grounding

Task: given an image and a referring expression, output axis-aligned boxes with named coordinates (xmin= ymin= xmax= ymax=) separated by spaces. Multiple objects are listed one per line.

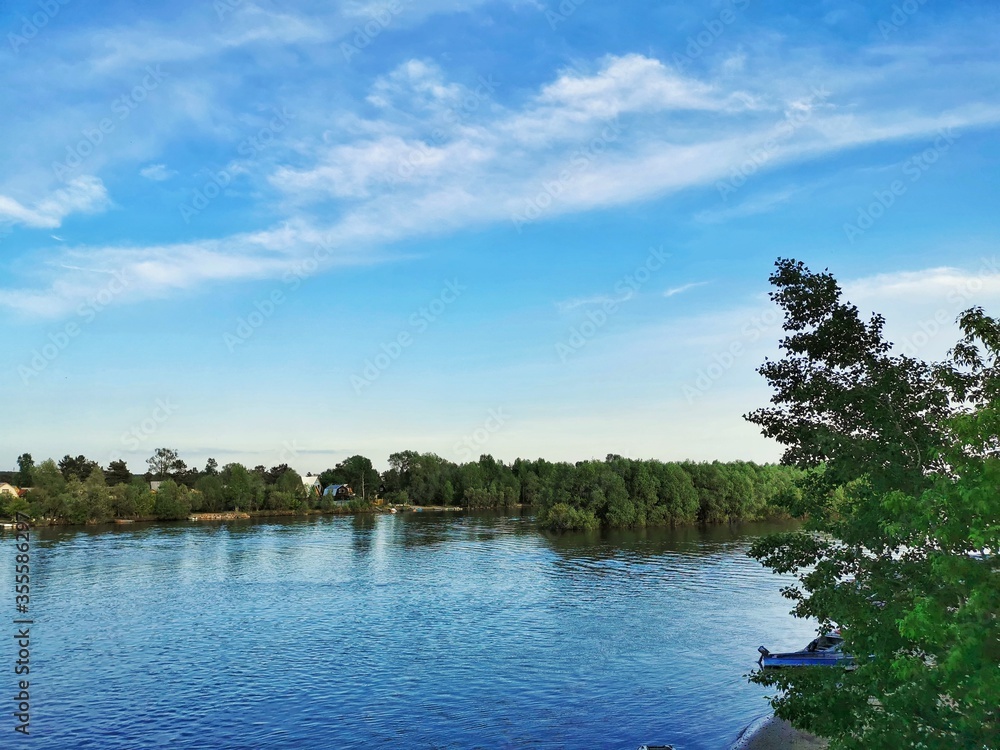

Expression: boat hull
xmin=757 ymin=633 xmax=854 ymax=668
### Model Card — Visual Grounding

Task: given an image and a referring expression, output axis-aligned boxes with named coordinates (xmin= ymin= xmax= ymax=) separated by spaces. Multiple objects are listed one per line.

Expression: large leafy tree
xmin=106 ymin=459 xmax=133 ymax=486
xmin=16 ymin=453 xmax=34 ymax=487
xmin=146 ymin=448 xmax=187 ymax=480
xmin=745 ymin=259 xmax=999 ymax=749
xmin=221 ymin=463 xmax=263 ymax=512
xmin=58 ymin=454 xmax=99 ymax=481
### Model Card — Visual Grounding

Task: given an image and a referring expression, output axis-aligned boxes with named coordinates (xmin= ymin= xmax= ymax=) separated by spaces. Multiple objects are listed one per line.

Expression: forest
xmin=0 ymin=449 xmax=801 ymax=529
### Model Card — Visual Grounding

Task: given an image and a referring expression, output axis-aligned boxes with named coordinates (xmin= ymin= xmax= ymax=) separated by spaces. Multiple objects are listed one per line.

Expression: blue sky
xmin=2 ymin=0 xmax=1000 ymax=475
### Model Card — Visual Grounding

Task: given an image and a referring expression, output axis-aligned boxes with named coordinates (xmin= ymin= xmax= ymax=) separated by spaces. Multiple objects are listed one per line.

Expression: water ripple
xmin=0 ymin=516 xmax=813 ymax=749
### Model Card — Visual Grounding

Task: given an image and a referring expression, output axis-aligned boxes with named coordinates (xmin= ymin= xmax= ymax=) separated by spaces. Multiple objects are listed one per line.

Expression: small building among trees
xmin=323 ymin=484 xmax=354 ymax=501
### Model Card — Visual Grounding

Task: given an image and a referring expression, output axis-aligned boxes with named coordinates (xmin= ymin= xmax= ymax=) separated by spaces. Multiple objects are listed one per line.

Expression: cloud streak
xmin=0 ymin=177 xmax=110 ymax=230
xmin=3 ymin=32 xmax=1000 ymax=318
xmin=664 ymin=281 xmax=710 ymax=298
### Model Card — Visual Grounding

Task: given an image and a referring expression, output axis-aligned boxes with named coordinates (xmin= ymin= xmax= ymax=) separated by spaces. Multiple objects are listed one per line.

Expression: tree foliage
xmin=6 ymin=448 xmax=798 ymax=532
xmin=146 ymin=448 xmax=187 ymax=480
xmin=16 ymin=453 xmax=34 ymax=487
xmin=106 ymin=459 xmax=133 ymax=486
xmin=58 ymin=454 xmax=99 ymax=482
xmin=745 ymin=259 xmax=999 ymax=750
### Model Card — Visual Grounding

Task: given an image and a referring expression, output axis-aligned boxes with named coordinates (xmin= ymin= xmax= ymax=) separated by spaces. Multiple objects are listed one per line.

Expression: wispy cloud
xmin=555 ymin=292 xmax=634 ymax=315
xmin=664 ymin=281 xmax=710 ymax=298
xmin=4 ymin=27 xmax=1000 ymax=318
xmin=0 ymin=176 xmax=110 ymax=230
xmin=139 ymin=164 xmax=176 ymax=181
xmin=694 ymin=187 xmax=804 ymax=223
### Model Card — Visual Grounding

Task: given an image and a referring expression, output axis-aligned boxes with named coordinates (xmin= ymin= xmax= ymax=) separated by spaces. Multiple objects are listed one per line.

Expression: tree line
xmin=0 ymin=450 xmax=376 ymax=524
xmin=381 ymin=450 xmax=801 ymax=529
xmin=1 ymin=448 xmax=801 ymax=528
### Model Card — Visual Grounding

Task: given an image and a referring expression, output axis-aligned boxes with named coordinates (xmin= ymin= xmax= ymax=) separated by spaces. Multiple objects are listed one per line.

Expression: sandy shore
xmin=728 ymin=714 xmax=829 ymax=750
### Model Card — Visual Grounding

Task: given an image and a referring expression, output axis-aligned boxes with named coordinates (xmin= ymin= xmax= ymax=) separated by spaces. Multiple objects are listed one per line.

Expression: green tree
xmin=106 ymin=459 xmax=132 ymax=486
xmin=152 ymin=479 xmax=192 ymax=520
xmin=221 ymin=463 xmax=263 ymax=511
xmin=58 ymin=454 xmax=98 ymax=481
xmin=16 ymin=453 xmax=34 ymax=487
xmin=194 ymin=474 xmax=225 ymax=512
xmin=31 ymin=459 xmax=67 ymax=519
xmin=147 ymin=448 xmax=187 ymax=480
xmin=335 ymin=455 xmax=379 ymax=500
xmin=265 ymin=468 xmax=306 ymax=510
xmin=745 ymin=259 xmax=999 ymax=749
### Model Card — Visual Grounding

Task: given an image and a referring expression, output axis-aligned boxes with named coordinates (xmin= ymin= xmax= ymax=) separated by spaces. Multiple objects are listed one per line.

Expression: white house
xmin=0 ymin=482 xmax=19 ymax=497
xmin=302 ymin=475 xmax=322 ymax=496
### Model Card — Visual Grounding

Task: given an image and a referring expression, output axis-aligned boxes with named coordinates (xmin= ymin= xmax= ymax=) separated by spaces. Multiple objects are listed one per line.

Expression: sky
xmin=2 ymin=0 xmax=999 ymax=476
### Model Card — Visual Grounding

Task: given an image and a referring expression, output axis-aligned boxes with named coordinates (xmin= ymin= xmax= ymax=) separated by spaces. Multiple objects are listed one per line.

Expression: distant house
xmin=302 ymin=475 xmax=322 ymax=496
xmin=323 ymin=484 xmax=355 ymax=501
xmin=0 ymin=483 xmax=19 ymax=497
xmin=149 ymin=481 xmax=163 ymax=492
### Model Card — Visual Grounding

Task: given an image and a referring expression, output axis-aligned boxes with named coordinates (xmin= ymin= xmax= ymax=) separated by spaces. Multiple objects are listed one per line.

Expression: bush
xmin=538 ymin=502 xmax=599 ymax=531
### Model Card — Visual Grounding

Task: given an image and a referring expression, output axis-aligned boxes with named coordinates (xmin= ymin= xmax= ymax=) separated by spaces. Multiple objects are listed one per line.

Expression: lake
xmin=2 ymin=513 xmax=817 ymax=749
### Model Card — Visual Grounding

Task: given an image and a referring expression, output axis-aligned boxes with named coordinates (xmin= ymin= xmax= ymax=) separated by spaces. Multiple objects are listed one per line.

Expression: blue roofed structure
xmin=323 ymin=484 xmax=355 ymax=500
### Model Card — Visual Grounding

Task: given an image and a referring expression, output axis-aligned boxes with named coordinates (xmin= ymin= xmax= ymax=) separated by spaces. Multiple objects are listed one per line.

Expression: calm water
xmin=1 ymin=513 xmax=817 ymax=749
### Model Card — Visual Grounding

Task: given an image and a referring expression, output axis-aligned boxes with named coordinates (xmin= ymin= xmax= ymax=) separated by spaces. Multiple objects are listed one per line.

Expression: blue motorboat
xmin=757 ymin=630 xmax=853 ymax=668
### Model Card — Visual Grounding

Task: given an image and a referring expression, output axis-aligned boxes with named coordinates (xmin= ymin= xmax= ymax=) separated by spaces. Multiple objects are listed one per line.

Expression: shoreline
xmin=729 ymin=714 xmax=828 ymax=750
xmin=0 ymin=504 xmax=510 ymax=529
xmin=2 ymin=505 xmax=799 ymax=530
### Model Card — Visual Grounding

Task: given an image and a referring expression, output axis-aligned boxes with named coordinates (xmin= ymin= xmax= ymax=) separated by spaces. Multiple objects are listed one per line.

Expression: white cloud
xmin=0 ymin=222 xmax=382 ymax=318
xmin=5 ymin=44 xmax=1000 ymax=317
xmin=536 ymin=54 xmax=727 ymax=115
xmin=664 ymin=281 xmax=710 ymax=298
xmin=0 ymin=176 xmax=110 ymax=229
xmin=139 ymin=163 xmax=176 ymax=181
xmin=366 ymin=59 xmax=463 ymax=110
xmin=268 ymin=53 xmax=1000 ymax=261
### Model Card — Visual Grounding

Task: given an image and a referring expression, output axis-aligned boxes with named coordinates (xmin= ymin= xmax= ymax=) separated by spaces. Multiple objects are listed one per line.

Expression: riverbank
xmin=2 ymin=502 xmax=535 ymax=528
xmin=729 ymin=715 xmax=828 ymax=750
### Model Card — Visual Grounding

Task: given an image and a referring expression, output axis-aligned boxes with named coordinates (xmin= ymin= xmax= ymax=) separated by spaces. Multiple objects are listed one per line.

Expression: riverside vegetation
xmin=1 ymin=449 xmax=801 ymax=528
xmin=745 ymin=259 xmax=998 ymax=750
